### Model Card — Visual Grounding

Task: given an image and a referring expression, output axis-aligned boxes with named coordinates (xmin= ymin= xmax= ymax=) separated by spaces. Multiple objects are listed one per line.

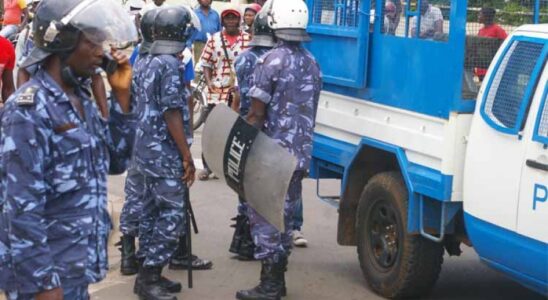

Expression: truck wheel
xmin=356 ymin=172 xmax=444 ymax=299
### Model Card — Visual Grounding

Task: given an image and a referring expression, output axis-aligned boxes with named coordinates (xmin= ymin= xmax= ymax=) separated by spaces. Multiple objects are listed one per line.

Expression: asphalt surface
xmin=88 ymin=128 xmax=545 ymax=300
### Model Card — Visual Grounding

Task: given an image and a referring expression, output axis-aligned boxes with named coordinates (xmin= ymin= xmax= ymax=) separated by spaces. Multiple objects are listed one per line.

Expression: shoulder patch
xmin=16 ymin=86 xmax=39 ymax=106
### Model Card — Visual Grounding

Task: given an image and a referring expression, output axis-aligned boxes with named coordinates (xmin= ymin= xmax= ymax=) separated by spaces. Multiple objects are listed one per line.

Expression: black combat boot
xmin=229 ymin=214 xmax=256 ymax=260
xmin=169 ymin=236 xmax=213 ymax=270
xmin=235 ymin=258 xmax=285 ymax=300
xmin=134 ymin=259 xmax=182 ymax=294
xmin=259 ymin=256 xmax=287 ymax=297
xmin=229 ymin=215 xmax=244 ymax=254
xmin=279 ymin=256 xmax=288 ymax=297
xmin=136 ymin=266 xmax=177 ymax=300
xmin=238 ymin=215 xmax=256 ymax=260
xmin=117 ymin=235 xmax=138 ymax=275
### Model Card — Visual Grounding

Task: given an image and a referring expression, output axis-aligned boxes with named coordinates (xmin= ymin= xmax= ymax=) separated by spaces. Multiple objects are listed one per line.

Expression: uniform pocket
xmin=51 ymin=128 xmax=91 ymax=194
xmin=47 ymin=213 xmax=93 ymax=279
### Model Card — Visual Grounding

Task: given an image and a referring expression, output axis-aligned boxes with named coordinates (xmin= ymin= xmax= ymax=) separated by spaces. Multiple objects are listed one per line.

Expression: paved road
xmin=93 ymin=129 xmax=543 ymax=300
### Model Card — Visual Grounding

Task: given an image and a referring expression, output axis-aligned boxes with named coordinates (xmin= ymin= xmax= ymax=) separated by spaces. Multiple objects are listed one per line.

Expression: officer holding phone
xmin=0 ymin=0 xmax=137 ymax=299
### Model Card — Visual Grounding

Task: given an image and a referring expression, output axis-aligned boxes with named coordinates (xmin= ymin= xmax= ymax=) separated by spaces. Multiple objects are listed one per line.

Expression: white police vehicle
xmin=306 ymin=0 xmax=547 ymax=298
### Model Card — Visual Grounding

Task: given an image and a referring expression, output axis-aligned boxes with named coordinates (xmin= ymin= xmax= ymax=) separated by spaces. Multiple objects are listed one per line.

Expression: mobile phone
xmin=101 ymin=53 xmax=118 ymax=74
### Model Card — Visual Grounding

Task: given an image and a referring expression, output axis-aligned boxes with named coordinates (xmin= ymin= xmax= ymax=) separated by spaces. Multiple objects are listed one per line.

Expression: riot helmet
xmin=21 ymin=0 xmax=137 ymax=68
xmin=259 ymin=0 xmax=310 ymax=42
xmin=150 ymin=6 xmax=194 ymax=55
xmin=139 ymin=8 xmax=159 ymax=54
xmin=249 ymin=11 xmax=275 ymax=48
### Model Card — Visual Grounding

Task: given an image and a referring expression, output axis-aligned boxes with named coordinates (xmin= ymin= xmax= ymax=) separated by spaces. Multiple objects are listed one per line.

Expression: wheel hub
xmin=369 ymin=201 xmax=400 ymax=269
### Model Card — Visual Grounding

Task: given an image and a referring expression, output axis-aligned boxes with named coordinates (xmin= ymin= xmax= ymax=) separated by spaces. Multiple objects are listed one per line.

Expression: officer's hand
xmin=182 ymin=159 xmax=196 ymax=187
xmin=36 ymin=287 xmax=63 ymax=300
xmin=107 ymin=49 xmax=132 ymax=94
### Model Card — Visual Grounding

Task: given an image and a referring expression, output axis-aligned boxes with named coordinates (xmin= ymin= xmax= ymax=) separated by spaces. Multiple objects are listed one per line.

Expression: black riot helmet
xmin=249 ymin=12 xmax=275 ymax=48
xmin=139 ymin=9 xmax=160 ymax=55
xmin=149 ymin=6 xmax=194 ymax=55
xmin=21 ymin=0 xmax=137 ymax=68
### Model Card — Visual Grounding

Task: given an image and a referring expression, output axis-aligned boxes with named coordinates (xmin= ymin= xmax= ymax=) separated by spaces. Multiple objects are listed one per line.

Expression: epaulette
xmin=16 ymin=86 xmax=39 ymax=106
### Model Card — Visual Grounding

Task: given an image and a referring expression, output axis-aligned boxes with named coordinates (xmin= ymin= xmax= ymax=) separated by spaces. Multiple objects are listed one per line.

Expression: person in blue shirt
xmin=193 ymin=0 xmax=221 ymax=65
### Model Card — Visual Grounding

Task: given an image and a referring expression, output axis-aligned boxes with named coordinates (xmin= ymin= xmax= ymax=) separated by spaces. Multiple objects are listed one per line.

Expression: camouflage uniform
xmin=119 ymin=50 xmax=152 ymax=238
xmin=246 ymin=41 xmax=322 ymax=261
xmin=121 ymin=47 xmax=195 ymax=239
xmin=132 ymin=54 xmax=192 ymax=267
xmin=233 ymin=46 xmax=271 ymax=218
xmin=235 ymin=46 xmax=271 ymax=117
xmin=0 ymin=69 xmax=135 ymax=298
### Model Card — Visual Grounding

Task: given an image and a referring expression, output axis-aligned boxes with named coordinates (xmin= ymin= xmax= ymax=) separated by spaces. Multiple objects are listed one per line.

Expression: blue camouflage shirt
xmin=248 ymin=41 xmax=322 ymax=171
xmin=132 ymin=54 xmax=192 ymax=178
xmin=0 ymin=69 xmax=135 ymax=293
xmin=235 ymin=46 xmax=271 ymax=117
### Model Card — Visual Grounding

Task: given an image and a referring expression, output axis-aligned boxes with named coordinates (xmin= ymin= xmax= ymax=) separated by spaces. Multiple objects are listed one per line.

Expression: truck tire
xmin=356 ymin=171 xmax=444 ymax=299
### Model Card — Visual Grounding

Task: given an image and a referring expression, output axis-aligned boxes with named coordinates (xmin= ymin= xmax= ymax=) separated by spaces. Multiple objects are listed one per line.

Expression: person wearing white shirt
xmin=410 ymin=0 xmax=443 ymax=39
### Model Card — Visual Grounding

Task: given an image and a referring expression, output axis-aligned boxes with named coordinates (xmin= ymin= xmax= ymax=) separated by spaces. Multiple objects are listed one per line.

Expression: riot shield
xmin=202 ymin=105 xmax=297 ymax=231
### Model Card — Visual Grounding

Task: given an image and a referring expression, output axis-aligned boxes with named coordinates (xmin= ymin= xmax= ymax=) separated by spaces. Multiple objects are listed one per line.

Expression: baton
xmin=184 ymin=186 xmax=198 ymax=288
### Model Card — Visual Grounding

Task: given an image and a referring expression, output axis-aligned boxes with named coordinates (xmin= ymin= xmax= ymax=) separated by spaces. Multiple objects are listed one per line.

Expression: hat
xmin=245 ymin=3 xmax=261 ymax=14
xmin=221 ymin=5 xmax=241 ymax=19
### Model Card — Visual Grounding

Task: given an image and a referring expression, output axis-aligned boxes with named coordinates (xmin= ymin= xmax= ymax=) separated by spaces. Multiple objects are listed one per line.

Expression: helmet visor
xmin=67 ymin=0 xmax=138 ymax=48
xmin=256 ymin=0 xmax=273 ymax=21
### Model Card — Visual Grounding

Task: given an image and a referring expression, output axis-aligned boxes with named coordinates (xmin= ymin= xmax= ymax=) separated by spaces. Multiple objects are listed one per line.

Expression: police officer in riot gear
xmin=130 ymin=6 xmax=196 ymax=300
xmin=236 ymin=0 xmax=322 ymax=299
xmin=230 ymin=11 xmax=277 ymax=261
xmin=0 ymin=0 xmax=137 ymax=299
xmin=118 ymin=7 xmax=160 ymax=277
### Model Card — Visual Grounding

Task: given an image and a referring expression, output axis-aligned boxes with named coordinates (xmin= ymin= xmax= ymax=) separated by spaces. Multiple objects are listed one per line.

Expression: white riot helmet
xmin=260 ymin=0 xmax=310 ymax=42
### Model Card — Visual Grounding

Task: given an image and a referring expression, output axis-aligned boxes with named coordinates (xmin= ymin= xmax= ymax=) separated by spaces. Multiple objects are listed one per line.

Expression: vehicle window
xmin=312 ymin=0 xmax=360 ymax=27
xmin=461 ymin=0 xmax=548 ymax=100
xmin=381 ymin=0 xmax=450 ymax=40
xmin=483 ymin=40 xmax=544 ymax=132
xmin=536 ymin=92 xmax=548 ymax=142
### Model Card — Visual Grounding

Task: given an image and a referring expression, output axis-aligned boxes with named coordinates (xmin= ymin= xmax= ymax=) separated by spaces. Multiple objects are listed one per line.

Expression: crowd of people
xmin=0 ymin=0 xmax=320 ymax=300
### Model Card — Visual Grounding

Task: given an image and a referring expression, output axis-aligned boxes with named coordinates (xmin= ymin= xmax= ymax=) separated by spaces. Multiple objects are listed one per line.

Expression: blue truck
xmin=305 ymin=0 xmax=548 ymax=298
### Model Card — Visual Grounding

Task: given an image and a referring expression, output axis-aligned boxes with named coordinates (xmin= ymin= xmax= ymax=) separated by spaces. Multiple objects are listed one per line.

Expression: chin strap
xmin=58 ymin=50 xmax=85 ymax=88
xmin=61 ymin=65 xmax=82 ymax=88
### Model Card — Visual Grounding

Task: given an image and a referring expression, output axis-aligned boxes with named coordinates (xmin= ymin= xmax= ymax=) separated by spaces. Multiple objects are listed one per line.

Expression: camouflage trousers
xmin=119 ymin=168 xmax=144 ymax=237
xmin=6 ymin=284 xmax=89 ymax=300
xmin=237 ymin=197 xmax=248 ymax=216
xmin=133 ymin=173 xmax=187 ymax=267
xmin=248 ymin=171 xmax=305 ymax=262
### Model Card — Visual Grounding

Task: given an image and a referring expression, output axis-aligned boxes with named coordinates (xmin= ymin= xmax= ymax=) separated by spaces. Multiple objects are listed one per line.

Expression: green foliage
xmin=466 ymin=0 xmax=541 ymax=26
xmin=498 ymin=1 xmax=533 ymax=26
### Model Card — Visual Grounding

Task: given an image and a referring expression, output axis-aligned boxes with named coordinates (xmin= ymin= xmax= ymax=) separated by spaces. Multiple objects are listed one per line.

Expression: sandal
xmin=199 ymin=169 xmax=211 ymax=181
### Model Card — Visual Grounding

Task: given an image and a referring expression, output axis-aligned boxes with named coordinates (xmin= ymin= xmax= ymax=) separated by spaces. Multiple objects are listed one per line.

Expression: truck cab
xmin=464 ymin=24 xmax=548 ymax=294
xmin=305 ymin=0 xmax=547 ymax=297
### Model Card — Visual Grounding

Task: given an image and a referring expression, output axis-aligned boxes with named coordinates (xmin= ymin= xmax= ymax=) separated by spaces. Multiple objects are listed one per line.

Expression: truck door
xmin=464 ymin=37 xmax=547 ymax=231
xmin=517 ymin=82 xmax=548 ymax=244
xmin=305 ymin=0 xmax=370 ymax=88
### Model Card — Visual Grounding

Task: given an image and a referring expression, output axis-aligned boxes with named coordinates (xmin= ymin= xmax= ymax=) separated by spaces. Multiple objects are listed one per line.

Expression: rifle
xmin=184 ymin=185 xmax=198 ymax=288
